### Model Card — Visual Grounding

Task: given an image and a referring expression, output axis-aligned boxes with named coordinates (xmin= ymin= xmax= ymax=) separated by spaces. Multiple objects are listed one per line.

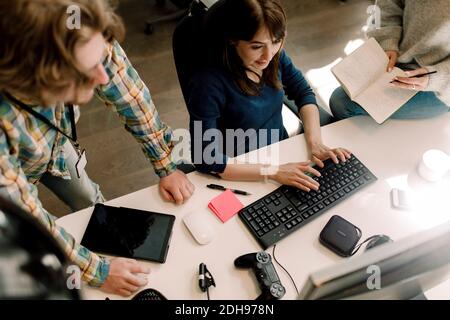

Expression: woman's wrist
xmin=306 ymin=138 xmax=322 ymax=149
xmin=260 ymin=163 xmax=278 ymax=182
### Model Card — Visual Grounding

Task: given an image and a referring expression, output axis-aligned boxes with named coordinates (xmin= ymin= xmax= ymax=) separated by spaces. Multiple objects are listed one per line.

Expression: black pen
xmin=390 ymin=70 xmax=437 ymax=83
xmin=207 ymin=184 xmax=251 ymax=196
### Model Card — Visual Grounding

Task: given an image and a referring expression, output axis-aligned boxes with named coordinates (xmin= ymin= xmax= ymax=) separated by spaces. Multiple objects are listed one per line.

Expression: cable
xmin=272 ymin=244 xmax=299 ymax=296
xmin=206 ymin=287 xmax=210 ymax=300
xmin=351 ymin=235 xmax=384 ymax=256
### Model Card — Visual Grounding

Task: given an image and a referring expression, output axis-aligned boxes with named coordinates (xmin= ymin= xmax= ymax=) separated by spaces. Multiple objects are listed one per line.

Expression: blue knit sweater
xmin=187 ymin=50 xmax=317 ymax=174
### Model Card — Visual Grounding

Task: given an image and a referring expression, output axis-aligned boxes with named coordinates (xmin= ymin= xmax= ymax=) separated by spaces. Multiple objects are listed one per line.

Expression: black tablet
xmin=81 ymin=204 xmax=175 ymax=263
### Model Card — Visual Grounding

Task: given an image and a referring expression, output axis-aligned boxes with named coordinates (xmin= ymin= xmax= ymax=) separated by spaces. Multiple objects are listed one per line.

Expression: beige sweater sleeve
xmin=366 ymin=0 xmax=405 ymax=52
xmin=425 ymin=59 xmax=450 ymax=106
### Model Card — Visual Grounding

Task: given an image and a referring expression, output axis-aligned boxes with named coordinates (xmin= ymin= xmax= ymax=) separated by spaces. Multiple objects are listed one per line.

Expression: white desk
xmin=57 ymin=115 xmax=450 ymax=300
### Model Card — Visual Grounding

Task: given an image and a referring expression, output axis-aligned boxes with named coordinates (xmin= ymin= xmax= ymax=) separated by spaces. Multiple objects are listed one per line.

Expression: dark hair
xmin=213 ymin=0 xmax=287 ymax=96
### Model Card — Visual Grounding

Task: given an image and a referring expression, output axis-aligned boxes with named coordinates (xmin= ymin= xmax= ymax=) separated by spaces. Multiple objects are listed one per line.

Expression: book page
xmin=331 ymin=38 xmax=388 ymax=99
xmin=354 ymin=67 xmax=417 ymax=123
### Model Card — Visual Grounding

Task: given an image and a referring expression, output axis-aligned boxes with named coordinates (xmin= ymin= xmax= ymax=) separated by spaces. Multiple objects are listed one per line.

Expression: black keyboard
xmin=238 ymin=154 xmax=377 ymax=249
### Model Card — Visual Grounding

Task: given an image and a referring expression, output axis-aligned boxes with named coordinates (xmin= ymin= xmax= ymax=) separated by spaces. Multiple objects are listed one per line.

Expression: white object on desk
xmin=57 ymin=115 xmax=450 ymax=300
xmin=183 ymin=211 xmax=216 ymax=245
xmin=418 ymin=149 xmax=450 ymax=182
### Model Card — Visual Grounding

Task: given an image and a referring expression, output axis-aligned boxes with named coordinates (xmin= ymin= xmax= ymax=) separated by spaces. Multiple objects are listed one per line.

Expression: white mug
xmin=418 ymin=149 xmax=450 ymax=182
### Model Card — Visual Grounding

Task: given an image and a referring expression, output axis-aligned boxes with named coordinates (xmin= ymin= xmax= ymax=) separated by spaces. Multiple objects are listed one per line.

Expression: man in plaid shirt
xmin=0 ymin=0 xmax=194 ymax=296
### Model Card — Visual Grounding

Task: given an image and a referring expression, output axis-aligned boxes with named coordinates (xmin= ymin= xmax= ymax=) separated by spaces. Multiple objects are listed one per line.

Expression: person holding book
xmin=187 ymin=0 xmax=351 ymax=191
xmin=329 ymin=0 xmax=450 ymax=120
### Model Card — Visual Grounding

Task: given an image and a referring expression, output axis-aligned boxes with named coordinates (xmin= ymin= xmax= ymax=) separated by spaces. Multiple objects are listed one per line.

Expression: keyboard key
xmin=243 ymin=211 xmax=252 ymax=221
xmin=253 ymin=203 xmax=263 ymax=210
xmin=250 ymin=221 xmax=260 ymax=231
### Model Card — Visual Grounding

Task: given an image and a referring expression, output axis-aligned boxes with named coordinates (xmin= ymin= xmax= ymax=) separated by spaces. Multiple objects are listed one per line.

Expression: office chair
xmin=172 ymin=0 xmax=304 ymax=137
xmin=145 ymin=0 xmax=193 ymax=35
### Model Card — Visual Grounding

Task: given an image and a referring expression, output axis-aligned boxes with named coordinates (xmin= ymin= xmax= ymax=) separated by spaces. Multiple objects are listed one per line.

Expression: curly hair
xmin=0 ymin=0 xmax=124 ymax=104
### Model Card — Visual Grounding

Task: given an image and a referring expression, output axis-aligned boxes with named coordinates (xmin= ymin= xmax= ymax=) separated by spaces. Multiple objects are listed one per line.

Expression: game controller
xmin=234 ymin=251 xmax=286 ymax=300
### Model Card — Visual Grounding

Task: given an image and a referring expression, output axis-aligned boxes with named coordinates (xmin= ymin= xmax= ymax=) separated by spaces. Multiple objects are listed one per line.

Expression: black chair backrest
xmin=171 ymin=0 xmax=194 ymax=8
xmin=172 ymin=0 xmax=226 ymax=104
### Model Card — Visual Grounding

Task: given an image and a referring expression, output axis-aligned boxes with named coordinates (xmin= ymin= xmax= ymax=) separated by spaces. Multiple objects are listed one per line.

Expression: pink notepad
xmin=208 ymin=189 xmax=244 ymax=223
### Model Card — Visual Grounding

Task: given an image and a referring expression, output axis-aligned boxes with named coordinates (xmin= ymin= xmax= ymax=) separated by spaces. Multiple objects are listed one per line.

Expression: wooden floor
xmin=38 ymin=0 xmax=372 ymax=216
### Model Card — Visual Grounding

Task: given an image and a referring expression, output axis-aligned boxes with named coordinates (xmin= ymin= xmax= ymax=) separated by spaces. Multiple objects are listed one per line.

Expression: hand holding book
xmin=331 ymin=38 xmax=419 ymax=124
xmin=390 ymin=68 xmax=436 ymax=91
xmin=386 ymin=50 xmax=398 ymax=72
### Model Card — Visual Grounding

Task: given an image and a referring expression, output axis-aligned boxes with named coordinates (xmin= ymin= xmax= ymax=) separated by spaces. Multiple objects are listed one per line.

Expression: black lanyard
xmin=4 ymin=92 xmax=80 ymax=152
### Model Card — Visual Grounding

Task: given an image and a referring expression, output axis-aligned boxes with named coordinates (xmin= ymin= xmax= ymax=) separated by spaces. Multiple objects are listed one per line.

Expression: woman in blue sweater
xmin=188 ymin=0 xmax=351 ymax=192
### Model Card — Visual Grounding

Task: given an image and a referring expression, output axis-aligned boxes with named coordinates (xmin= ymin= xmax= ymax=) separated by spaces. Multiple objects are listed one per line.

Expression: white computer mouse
xmin=183 ymin=211 xmax=215 ymax=245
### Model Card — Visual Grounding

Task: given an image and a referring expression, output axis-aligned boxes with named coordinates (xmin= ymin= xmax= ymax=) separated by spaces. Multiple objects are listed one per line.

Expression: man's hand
xmin=391 ymin=67 xmax=430 ymax=91
xmin=159 ymin=169 xmax=195 ymax=205
xmin=308 ymin=142 xmax=352 ymax=168
xmin=386 ymin=50 xmax=398 ymax=72
xmin=100 ymin=258 xmax=150 ymax=297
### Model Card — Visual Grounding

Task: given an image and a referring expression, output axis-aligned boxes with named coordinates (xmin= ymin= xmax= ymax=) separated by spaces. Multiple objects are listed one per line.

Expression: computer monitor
xmin=298 ymin=220 xmax=450 ymax=300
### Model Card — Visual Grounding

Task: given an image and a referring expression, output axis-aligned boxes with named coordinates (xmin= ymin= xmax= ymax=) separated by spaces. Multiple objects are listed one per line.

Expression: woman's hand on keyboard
xmin=308 ymin=142 xmax=352 ymax=168
xmin=269 ymin=161 xmax=321 ymax=192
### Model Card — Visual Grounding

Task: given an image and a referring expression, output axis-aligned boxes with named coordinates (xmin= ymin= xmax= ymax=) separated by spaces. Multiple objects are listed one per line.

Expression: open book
xmin=331 ymin=38 xmax=417 ymax=124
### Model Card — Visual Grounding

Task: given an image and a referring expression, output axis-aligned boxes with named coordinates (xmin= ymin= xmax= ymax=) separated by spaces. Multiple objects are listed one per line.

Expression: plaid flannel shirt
xmin=0 ymin=40 xmax=177 ymax=286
